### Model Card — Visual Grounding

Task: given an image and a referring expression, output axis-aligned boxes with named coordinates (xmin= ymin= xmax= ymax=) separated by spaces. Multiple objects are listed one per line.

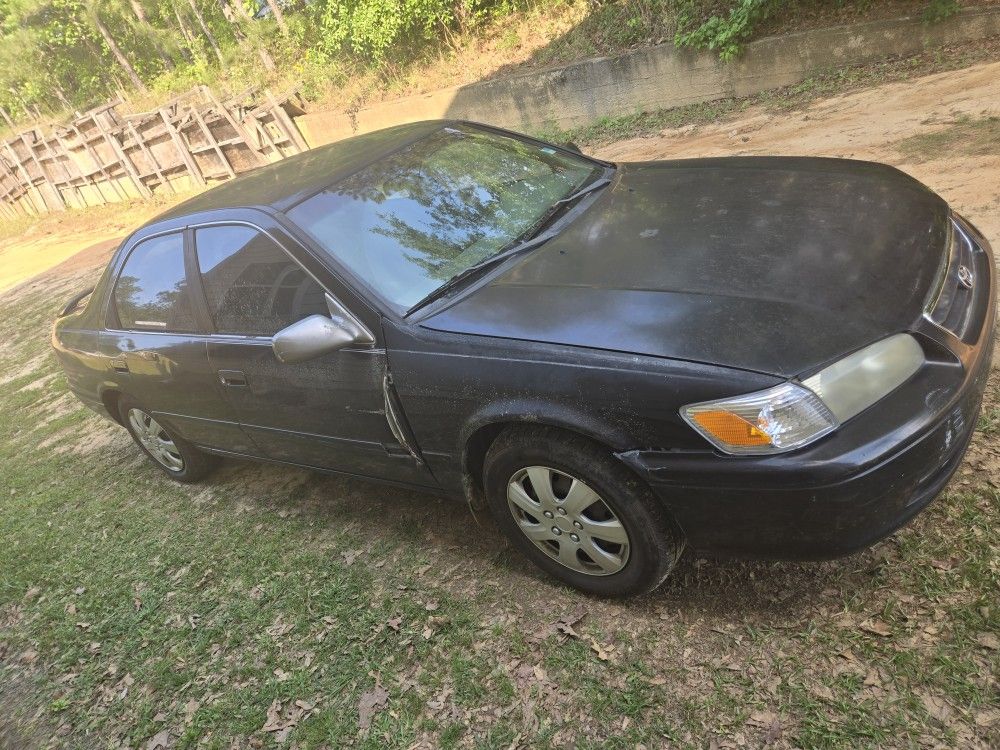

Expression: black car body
xmin=52 ymin=120 xmax=996 ymax=595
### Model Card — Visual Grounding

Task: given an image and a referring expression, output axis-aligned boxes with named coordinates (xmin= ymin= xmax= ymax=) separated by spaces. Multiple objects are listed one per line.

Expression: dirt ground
xmin=0 ymin=62 xmax=998 ymax=749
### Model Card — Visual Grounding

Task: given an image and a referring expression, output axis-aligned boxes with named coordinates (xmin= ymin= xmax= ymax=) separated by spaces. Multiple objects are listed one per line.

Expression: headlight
xmin=681 ymin=333 xmax=924 ymax=455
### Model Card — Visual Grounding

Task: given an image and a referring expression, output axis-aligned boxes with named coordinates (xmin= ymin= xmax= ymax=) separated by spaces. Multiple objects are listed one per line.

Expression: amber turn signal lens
xmin=689 ymin=410 xmax=772 ymax=448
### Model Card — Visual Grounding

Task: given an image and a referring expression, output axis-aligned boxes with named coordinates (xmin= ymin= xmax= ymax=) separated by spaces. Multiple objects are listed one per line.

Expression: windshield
xmin=285 ymin=126 xmax=601 ymax=312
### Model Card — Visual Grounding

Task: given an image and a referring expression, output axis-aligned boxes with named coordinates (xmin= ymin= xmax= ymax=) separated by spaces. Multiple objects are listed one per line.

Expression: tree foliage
xmin=0 ymin=0 xmax=968 ymax=126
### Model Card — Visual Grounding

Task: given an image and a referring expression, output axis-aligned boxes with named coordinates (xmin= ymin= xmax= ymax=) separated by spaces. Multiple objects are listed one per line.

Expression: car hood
xmin=421 ymin=157 xmax=950 ymax=377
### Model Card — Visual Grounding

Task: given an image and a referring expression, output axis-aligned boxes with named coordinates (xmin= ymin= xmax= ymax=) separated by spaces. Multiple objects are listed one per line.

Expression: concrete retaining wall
xmin=295 ymin=6 xmax=1000 ymax=148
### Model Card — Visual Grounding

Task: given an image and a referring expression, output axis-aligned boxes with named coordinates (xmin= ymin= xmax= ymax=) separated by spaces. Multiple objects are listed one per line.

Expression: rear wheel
xmin=119 ymin=396 xmax=218 ymax=483
xmin=483 ymin=426 xmax=683 ymax=596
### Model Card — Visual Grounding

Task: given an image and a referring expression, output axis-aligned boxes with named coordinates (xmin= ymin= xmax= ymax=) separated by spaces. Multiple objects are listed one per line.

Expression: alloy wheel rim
xmin=127 ymin=408 xmax=184 ymax=472
xmin=506 ymin=466 xmax=630 ymax=576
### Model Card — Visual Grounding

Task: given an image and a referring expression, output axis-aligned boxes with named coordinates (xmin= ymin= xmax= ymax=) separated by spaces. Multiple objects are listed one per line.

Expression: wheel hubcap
xmin=506 ymin=466 xmax=630 ymax=576
xmin=127 ymin=408 xmax=184 ymax=472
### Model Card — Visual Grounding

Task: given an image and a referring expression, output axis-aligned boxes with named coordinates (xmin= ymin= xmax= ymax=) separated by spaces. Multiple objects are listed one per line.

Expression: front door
xmin=192 ymin=222 xmax=435 ymax=487
xmin=100 ymin=231 xmax=252 ymax=452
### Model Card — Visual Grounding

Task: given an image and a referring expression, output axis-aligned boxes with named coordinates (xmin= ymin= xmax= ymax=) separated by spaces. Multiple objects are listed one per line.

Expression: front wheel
xmin=119 ymin=396 xmax=218 ymax=483
xmin=483 ymin=426 xmax=683 ymax=597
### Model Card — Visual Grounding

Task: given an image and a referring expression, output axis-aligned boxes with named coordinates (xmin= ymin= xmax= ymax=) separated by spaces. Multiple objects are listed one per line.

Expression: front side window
xmin=194 ymin=225 xmax=328 ymax=336
xmin=286 ymin=126 xmax=600 ymax=312
xmin=113 ymin=233 xmax=197 ymax=332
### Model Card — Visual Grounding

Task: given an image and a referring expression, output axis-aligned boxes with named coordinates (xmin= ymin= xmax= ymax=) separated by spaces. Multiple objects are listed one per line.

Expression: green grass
xmin=1 ymin=188 xmax=998 ymax=746
xmin=895 ymin=114 xmax=1000 ymax=162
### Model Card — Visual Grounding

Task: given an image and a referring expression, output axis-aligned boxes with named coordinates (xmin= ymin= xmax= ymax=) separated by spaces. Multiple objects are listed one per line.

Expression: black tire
xmin=483 ymin=425 xmax=683 ymax=597
xmin=118 ymin=395 xmax=219 ymax=483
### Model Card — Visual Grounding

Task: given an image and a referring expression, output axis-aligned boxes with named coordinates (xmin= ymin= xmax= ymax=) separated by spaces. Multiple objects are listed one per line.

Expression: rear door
xmin=99 ymin=231 xmax=253 ymax=452
xmin=195 ymin=220 xmax=435 ymax=487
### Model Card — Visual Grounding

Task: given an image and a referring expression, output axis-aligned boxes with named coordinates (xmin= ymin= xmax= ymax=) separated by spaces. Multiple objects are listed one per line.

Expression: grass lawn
xmin=2 ymin=89 xmax=999 ymax=750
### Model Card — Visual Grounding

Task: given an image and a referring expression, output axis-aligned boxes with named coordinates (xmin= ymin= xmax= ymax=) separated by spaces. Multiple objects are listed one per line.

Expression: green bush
xmin=673 ymin=0 xmax=964 ymax=60
xmin=674 ymin=0 xmax=783 ymax=61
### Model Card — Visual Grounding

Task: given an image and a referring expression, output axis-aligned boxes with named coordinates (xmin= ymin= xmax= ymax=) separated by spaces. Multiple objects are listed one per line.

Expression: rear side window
xmin=113 ymin=233 xmax=197 ymax=332
xmin=194 ymin=225 xmax=328 ymax=336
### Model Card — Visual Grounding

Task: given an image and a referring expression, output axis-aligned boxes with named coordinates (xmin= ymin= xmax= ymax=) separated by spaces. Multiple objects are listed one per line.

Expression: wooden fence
xmin=0 ymin=86 xmax=309 ymax=218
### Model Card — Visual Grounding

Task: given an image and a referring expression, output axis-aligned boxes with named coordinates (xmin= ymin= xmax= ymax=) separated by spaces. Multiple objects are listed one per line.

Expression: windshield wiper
xmin=405 ymin=176 xmax=611 ymax=317
xmin=405 ymin=229 xmax=559 ymax=317
xmin=552 ymin=176 xmax=611 ymax=207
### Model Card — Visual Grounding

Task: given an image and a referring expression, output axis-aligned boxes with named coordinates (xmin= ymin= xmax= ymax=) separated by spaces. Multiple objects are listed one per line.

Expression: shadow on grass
xmin=178 ymin=447 xmax=878 ymax=624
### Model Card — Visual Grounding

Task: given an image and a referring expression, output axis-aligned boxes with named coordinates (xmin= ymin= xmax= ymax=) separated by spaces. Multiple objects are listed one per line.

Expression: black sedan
xmin=52 ymin=120 xmax=996 ymax=596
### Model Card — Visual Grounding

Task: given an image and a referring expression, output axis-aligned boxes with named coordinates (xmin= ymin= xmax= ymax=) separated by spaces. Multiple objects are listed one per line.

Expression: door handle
xmin=218 ymin=370 xmax=248 ymax=387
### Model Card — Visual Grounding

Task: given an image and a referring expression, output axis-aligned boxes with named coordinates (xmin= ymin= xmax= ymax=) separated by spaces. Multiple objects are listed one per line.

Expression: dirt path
xmin=597 ymin=60 xmax=1000 ymax=244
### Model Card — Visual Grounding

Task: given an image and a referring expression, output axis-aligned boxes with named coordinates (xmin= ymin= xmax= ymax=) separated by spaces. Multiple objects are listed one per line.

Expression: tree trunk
xmin=128 ymin=0 xmax=147 ymax=23
xmin=224 ymin=1 xmax=277 ymax=72
xmin=263 ymin=1 xmax=290 ymax=36
xmin=128 ymin=0 xmax=174 ymax=68
xmin=187 ymin=0 xmax=225 ymax=64
xmin=92 ymin=12 xmax=149 ymax=92
xmin=173 ymin=4 xmax=199 ymax=62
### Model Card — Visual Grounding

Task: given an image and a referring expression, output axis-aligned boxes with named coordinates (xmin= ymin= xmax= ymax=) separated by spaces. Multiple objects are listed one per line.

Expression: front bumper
xmin=620 ymin=219 xmax=996 ymax=560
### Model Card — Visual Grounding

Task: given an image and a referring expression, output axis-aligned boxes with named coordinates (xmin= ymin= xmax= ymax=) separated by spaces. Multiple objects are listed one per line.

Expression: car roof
xmin=144 ymin=119 xmax=451 ymax=227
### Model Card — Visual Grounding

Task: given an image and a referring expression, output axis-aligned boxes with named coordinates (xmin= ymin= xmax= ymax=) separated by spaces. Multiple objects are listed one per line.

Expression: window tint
xmin=114 ymin=233 xmax=197 ymax=332
xmin=286 ymin=126 xmax=598 ymax=312
xmin=195 ymin=225 xmax=329 ymax=336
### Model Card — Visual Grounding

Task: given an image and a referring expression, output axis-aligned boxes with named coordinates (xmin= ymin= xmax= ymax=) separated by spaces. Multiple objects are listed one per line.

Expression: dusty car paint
xmin=52 ymin=120 xmax=996 ymax=559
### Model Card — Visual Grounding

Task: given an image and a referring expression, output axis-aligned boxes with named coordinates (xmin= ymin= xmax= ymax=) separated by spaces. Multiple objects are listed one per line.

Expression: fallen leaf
xmin=424 ymin=601 xmax=439 ymax=612
xmin=73 ymin=587 xmax=86 ymax=595
xmin=261 ymin=699 xmax=285 ymax=732
xmin=764 ymin=716 xmax=783 ymax=744
xmin=342 ymin=550 xmax=360 ymax=566
xmin=860 ymin=619 xmax=892 ymax=637
xmin=809 ymin=684 xmax=835 ymax=701
xmin=863 ymin=669 xmax=882 ymax=688
xmin=274 ymin=727 xmax=292 ymax=743
xmin=747 ymin=710 xmax=777 ymax=728
xmin=587 ymin=637 xmax=614 ymax=661
xmin=974 ymin=708 xmax=999 ymax=727
xmin=358 ymin=685 xmax=389 ymax=733
xmin=554 ymin=611 xmax=586 ymax=639
xmin=266 ymin=619 xmax=294 ymax=638
xmin=260 ymin=698 xmax=307 ymax=733
xmin=920 ymin=692 xmax=952 ymax=723
xmin=975 ymin=632 xmax=999 ymax=650
xmin=386 ymin=616 xmax=402 ymax=631
xmin=145 ymin=729 xmax=170 ymax=750
xmin=532 ymin=664 xmax=548 ymax=682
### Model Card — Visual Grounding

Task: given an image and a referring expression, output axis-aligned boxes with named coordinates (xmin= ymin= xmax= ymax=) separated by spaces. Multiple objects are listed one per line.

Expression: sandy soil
xmin=596 ymin=61 xmax=1000 ymax=245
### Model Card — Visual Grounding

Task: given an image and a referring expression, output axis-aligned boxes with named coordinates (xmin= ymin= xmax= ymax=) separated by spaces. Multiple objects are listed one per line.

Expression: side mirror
xmin=272 ymin=295 xmax=374 ymax=364
xmin=563 ymin=141 xmax=583 ymax=154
